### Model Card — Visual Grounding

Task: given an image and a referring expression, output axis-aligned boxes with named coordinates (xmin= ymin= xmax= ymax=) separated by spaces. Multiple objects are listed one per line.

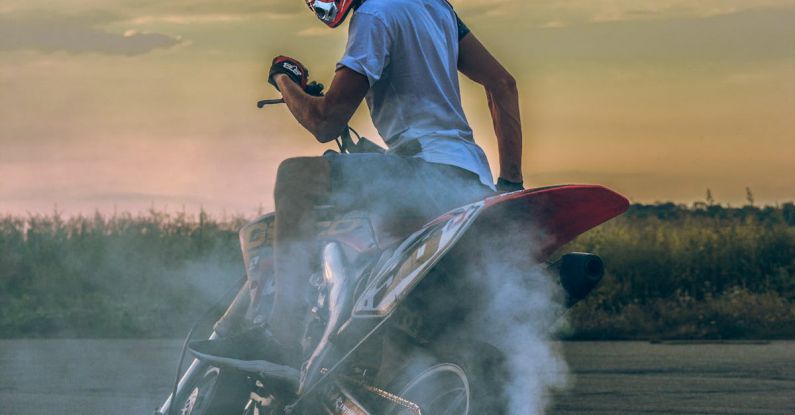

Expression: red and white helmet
xmin=305 ymin=0 xmax=357 ymax=28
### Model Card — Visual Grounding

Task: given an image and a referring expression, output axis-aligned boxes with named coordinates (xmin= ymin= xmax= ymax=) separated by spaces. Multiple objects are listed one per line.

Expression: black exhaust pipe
xmin=553 ymin=252 xmax=604 ymax=307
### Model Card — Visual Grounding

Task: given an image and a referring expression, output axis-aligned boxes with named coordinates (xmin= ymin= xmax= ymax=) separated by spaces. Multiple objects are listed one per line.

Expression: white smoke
xmin=266 ymin=154 xmax=573 ymax=414
xmin=460 ymin=227 xmax=569 ymax=414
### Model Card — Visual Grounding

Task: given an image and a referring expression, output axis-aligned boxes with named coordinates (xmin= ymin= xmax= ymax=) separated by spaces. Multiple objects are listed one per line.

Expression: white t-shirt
xmin=337 ymin=0 xmax=495 ymax=189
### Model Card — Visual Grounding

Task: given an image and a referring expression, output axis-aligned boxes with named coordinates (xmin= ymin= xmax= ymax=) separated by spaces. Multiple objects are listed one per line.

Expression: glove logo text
xmin=282 ymin=62 xmax=303 ymax=77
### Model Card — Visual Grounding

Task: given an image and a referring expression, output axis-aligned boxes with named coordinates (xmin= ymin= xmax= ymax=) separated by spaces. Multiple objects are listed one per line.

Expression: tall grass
xmin=565 ymin=202 xmax=795 ymax=339
xmin=0 ymin=210 xmax=246 ymax=337
xmin=0 ymin=203 xmax=793 ymax=339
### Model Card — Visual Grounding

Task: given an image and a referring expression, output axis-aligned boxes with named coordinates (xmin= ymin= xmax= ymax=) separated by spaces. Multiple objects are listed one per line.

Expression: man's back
xmin=339 ymin=0 xmax=494 ymax=188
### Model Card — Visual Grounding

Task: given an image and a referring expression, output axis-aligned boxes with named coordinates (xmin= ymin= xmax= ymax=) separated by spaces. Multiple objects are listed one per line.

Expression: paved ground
xmin=550 ymin=341 xmax=795 ymax=414
xmin=1 ymin=339 xmax=793 ymax=414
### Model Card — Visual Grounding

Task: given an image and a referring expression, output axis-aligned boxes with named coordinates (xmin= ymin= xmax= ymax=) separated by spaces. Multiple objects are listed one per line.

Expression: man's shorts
xmin=325 ymin=153 xmax=494 ymax=226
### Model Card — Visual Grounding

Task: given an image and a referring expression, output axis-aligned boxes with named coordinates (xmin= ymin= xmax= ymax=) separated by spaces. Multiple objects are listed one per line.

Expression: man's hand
xmin=304 ymin=81 xmax=325 ymax=97
xmin=269 ymin=56 xmax=309 ymax=91
xmin=276 ymin=66 xmax=369 ymax=143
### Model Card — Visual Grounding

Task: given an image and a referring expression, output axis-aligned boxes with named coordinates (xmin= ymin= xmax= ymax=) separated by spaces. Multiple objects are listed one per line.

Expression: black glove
xmin=304 ymin=81 xmax=325 ymax=97
xmin=496 ymin=177 xmax=524 ymax=193
xmin=268 ymin=55 xmax=308 ymax=91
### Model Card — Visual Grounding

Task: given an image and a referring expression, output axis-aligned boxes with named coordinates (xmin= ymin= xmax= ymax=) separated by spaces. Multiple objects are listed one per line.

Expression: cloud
xmin=125 ymin=12 xmax=298 ymax=25
xmin=128 ymin=14 xmax=250 ymax=25
xmin=84 ymin=191 xmax=209 ymax=204
xmin=296 ymin=26 xmax=330 ymax=37
xmin=0 ymin=15 xmax=182 ymax=55
xmin=1 ymin=187 xmax=208 ymax=205
xmin=0 ymin=0 xmax=304 ymax=19
xmin=453 ymin=0 xmax=795 ymax=27
xmin=471 ymin=8 xmax=795 ymax=64
xmin=123 ymin=0 xmax=303 ymax=18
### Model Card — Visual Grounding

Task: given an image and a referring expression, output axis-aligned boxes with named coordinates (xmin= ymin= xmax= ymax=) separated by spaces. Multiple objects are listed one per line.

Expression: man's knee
xmin=274 ymin=157 xmax=331 ymax=205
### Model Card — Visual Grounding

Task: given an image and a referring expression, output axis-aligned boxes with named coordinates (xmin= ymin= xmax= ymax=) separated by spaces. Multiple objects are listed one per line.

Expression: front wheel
xmin=383 ymin=340 xmax=507 ymax=415
xmin=172 ymin=366 xmax=249 ymax=415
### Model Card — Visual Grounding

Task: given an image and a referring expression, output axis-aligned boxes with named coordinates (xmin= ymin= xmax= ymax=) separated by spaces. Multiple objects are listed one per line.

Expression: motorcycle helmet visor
xmin=305 ymin=0 xmax=356 ymax=28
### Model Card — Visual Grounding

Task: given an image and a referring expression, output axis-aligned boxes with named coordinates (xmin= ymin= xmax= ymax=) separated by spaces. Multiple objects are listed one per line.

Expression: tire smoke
xmin=459 ymin=226 xmax=569 ymax=414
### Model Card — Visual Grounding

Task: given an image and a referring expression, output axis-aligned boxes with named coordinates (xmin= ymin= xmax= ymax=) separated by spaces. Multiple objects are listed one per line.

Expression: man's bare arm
xmin=275 ymin=67 xmax=369 ymax=143
xmin=458 ymin=33 xmax=523 ymax=183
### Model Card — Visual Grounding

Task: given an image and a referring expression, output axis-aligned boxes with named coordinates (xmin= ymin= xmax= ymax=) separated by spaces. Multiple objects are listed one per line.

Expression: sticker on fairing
xmin=353 ymin=201 xmax=484 ymax=316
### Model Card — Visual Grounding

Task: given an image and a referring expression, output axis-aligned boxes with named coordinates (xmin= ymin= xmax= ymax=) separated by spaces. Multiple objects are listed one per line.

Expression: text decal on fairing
xmin=353 ymin=201 xmax=484 ymax=316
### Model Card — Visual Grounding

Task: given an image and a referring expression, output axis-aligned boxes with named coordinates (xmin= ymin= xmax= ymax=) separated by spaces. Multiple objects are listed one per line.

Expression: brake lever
xmin=256 ymin=98 xmax=285 ymax=108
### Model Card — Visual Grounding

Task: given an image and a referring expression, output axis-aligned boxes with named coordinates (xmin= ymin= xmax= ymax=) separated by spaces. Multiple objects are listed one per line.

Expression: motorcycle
xmin=154 ymin=99 xmax=629 ymax=415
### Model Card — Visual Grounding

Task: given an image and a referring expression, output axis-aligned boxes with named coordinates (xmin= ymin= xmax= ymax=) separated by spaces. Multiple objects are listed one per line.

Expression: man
xmin=190 ymin=0 xmax=524 ymax=374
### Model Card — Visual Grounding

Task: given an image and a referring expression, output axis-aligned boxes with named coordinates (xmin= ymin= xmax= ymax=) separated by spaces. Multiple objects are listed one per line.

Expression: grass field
xmin=1 ymin=202 xmax=793 ymax=339
xmin=565 ymin=202 xmax=795 ymax=339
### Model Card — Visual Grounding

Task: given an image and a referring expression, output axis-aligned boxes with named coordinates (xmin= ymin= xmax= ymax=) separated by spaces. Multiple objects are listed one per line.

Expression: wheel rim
xmin=181 ymin=388 xmax=200 ymax=415
xmin=393 ymin=363 xmax=471 ymax=415
xmin=178 ymin=369 xmax=220 ymax=415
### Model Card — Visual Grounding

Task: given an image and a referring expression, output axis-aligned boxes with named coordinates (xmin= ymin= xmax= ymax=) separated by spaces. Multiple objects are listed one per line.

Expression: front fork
xmin=155 ymin=343 xmax=215 ymax=415
xmin=156 ymin=278 xmax=254 ymax=415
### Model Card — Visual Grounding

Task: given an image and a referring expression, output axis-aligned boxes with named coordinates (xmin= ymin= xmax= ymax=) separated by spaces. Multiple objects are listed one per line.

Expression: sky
xmin=1 ymin=0 xmax=794 ymax=216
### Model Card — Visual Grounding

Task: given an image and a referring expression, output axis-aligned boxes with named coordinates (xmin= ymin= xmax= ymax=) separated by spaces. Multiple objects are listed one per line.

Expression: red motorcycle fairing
xmin=293 ymin=184 xmax=628 ymax=403
xmin=350 ymin=184 xmax=628 ymax=319
xmin=478 ymin=184 xmax=630 ymax=258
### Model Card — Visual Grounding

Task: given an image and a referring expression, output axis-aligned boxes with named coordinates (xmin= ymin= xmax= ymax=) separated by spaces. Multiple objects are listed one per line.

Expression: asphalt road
xmin=550 ymin=341 xmax=795 ymax=414
xmin=1 ymin=339 xmax=793 ymax=414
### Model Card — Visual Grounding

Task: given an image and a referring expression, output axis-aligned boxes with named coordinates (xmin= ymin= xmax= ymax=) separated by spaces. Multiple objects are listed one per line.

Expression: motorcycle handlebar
xmin=256 ymin=98 xmax=285 ymax=108
xmin=255 ymin=98 xmax=385 ymax=155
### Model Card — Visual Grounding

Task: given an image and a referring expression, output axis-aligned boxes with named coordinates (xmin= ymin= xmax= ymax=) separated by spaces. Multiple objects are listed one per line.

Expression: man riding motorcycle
xmin=189 ymin=0 xmax=525 ymax=376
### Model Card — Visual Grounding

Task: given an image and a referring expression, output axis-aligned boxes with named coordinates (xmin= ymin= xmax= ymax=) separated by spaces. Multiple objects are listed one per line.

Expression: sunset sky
xmin=1 ymin=0 xmax=793 ymax=216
